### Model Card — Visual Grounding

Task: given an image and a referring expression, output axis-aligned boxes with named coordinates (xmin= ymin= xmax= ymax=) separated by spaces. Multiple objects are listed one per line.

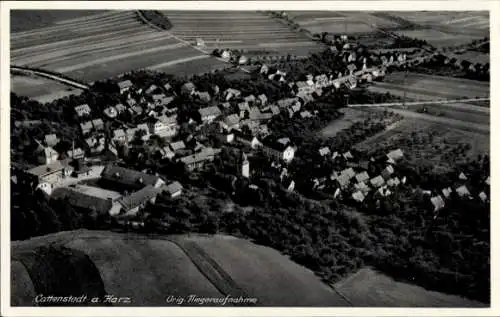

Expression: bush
xmin=138 ymin=10 xmax=173 ymax=30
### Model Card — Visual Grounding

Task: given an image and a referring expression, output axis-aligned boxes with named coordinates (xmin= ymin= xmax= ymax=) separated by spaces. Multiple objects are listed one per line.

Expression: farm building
xmin=52 ymin=186 xmax=123 ymax=216
xmin=25 ymin=160 xmax=71 ymax=192
xmin=117 ymin=185 xmax=162 ymax=217
xmin=100 ymin=165 xmax=166 ymax=190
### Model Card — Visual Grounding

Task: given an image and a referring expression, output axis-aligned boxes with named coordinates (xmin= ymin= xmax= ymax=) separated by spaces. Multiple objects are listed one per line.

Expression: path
xmin=11 ymin=65 xmax=90 ymax=90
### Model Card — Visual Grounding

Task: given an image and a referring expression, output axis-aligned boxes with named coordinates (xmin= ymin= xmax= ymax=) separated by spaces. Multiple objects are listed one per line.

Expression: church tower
xmin=241 ymin=152 xmax=250 ymax=178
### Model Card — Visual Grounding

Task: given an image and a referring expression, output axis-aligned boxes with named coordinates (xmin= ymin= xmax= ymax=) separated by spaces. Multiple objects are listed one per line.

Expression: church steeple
xmin=241 ymin=152 xmax=250 ymax=178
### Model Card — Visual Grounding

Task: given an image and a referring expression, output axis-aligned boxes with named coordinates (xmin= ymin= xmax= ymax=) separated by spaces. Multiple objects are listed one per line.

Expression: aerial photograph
xmin=8 ymin=8 xmax=490 ymax=308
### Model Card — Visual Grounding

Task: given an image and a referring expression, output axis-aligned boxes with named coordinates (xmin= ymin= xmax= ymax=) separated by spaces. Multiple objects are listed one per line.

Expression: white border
xmin=1 ymin=1 xmax=499 ymax=317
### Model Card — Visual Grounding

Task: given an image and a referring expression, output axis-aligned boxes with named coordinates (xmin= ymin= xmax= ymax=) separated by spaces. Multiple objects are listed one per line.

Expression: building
xmin=197 ymin=91 xmax=212 ymax=103
xmin=169 ymin=141 xmax=186 ymax=153
xmin=430 ymin=195 xmax=445 ymax=212
xmin=118 ymin=80 xmax=133 ymax=94
xmin=44 ymin=134 xmax=59 ymax=147
xmin=381 ymin=165 xmax=395 ymax=180
xmin=67 ymin=147 xmax=85 ymax=160
xmin=386 ymin=177 xmax=401 ymax=187
xmin=442 ymin=187 xmax=452 ymax=198
xmin=456 ymin=185 xmax=470 ymax=197
xmin=249 ymin=107 xmax=273 ymax=122
xmin=113 ymin=129 xmax=127 ymax=143
xmin=38 ymin=147 xmax=59 ymax=165
xmin=146 ymin=84 xmax=158 ymax=95
xmin=478 ymin=191 xmax=488 ymax=202
xmin=86 ymin=136 xmax=105 ymax=154
xmin=354 ymin=181 xmax=371 ymax=193
xmin=234 ymin=131 xmax=261 ymax=149
xmin=158 ymin=146 xmax=175 ymax=160
xmin=199 ymin=106 xmax=222 ymax=123
xmin=92 ymin=119 xmax=104 ymax=131
xmin=261 ymin=138 xmax=295 ymax=163
xmin=117 ymin=185 xmax=162 ymax=217
xmin=387 ymin=149 xmax=404 ymax=162
xmin=257 ymin=94 xmax=268 ymax=106
xmin=26 ymin=160 xmax=70 ymax=194
xmin=352 ymin=191 xmax=365 ymax=202
xmin=241 ymin=153 xmax=250 ymax=178
xmin=181 ymin=82 xmax=196 ymax=95
xmin=80 ymin=121 xmax=93 ymax=135
xmin=355 ymin=171 xmax=370 ymax=183
xmin=370 ymin=175 xmax=385 ymax=188
xmin=458 ymin=172 xmax=468 ymax=181
xmin=319 ymin=147 xmax=331 ymax=157
xmin=224 ymin=88 xmax=242 ymax=101
xmin=220 ymin=114 xmax=241 ymax=131
xmin=165 ymin=181 xmax=183 ymax=198
xmin=104 ymin=106 xmax=118 ymax=118
xmin=150 ymin=115 xmax=178 ymax=138
xmin=75 ymin=104 xmax=91 ymax=117
xmin=179 ymin=148 xmax=221 ymax=171
xmin=52 ymin=186 xmax=122 ymax=216
xmin=101 ymin=165 xmax=166 ymax=190
xmin=269 ymin=105 xmax=280 ymax=116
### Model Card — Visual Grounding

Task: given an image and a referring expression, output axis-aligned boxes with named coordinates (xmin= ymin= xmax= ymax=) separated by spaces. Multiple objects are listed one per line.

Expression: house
xmin=381 ymin=165 xmax=395 ymax=180
xmin=74 ymin=104 xmax=91 ymax=117
xmin=181 ymin=82 xmax=196 ymax=95
xmin=118 ymin=80 xmax=133 ymax=94
xmin=44 ymin=134 xmax=59 ymax=147
xmin=80 ymin=121 xmax=93 ymax=135
xmin=224 ymin=88 xmax=241 ymax=101
xmin=485 ymin=176 xmax=490 ymax=186
xmin=352 ymin=191 xmax=365 ymax=202
xmin=221 ymin=50 xmax=231 ymax=60
xmin=116 ymin=185 xmax=162 ymax=217
xmin=104 ymin=106 xmax=118 ymax=118
xmin=355 ymin=171 xmax=370 ymax=183
xmin=14 ymin=120 xmax=42 ymax=129
xmin=149 ymin=115 xmax=178 ymax=138
xmin=86 ymin=136 xmax=105 ymax=154
xmin=169 ymin=141 xmax=186 ymax=152
xmin=277 ymin=98 xmax=298 ymax=109
xmin=257 ymin=94 xmax=268 ymax=106
xmin=386 ymin=177 xmax=401 ymax=187
xmin=442 ymin=187 xmax=452 ymax=198
xmin=354 ymin=181 xmax=371 ymax=193
xmin=234 ymin=131 xmax=261 ymax=149
xmin=377 ymin=186 xmax=392 ymax=197
xmin=387 ymin=149 xmax=404 ymax=162
xmin=456 ymin=185 xmax=470 ymax=197
xmin=197 ymin=91 xmax=212 ymax=103
xmin=370 ymin=175 xmax=385 ymax=188
xmin=163 ymin=83 xmax=172 ymax=92
xmin=199 ymin=106 xmax=222 ymax=123
xmin=101 ymin=165 xmax=166 ymax=190
xmin=158 ymin=146 xmax=175 ymax=160
xmin=458 ymin=172 xmax=468 ymax=180
xmin=145 ymin=84 xmax=158 ymax=95
xmin=113 ymin=129 xmax=127 ymax=143
xmin=179 ymin=147 xmax=221 ymax=171
xmin=347 ymin=63 xmax=357 ymax=75
xmin=221 ymin=114 xmax=240 ymax=131
xmin=52 ymin=186 xmax=123 ymax=216
xmin=38 ymin=147 xmax=59 ymax=165
xmin=26 ymin=160 xmax=70 ymax=192
xmin=126 ymin=98 xmax=137 ymax=107
xmin=259 ymin=64 xmax=269 ymax=74
xmin=221 ymin=102 xmax=231 ymax=109
xmin=249 ymin=107 xmax=273 ymax=121
xmin=237 ymin=101 xmax=250 ymax=117
xmin=92 ymin=119 xmax=104 ymax=131
xmin=67 ymin=148 xmax=85 ymax=160
xmin=478 ymin=191 xmax=488 ymax=202
xmin=261 ymin=138 xmax=295 ymax=163
xmin=239 ymin=119 xmax=261 ymax=134
xmin=297 ymin=93 xmax=314 ymax=106
xmin=165 ymin=181 xmax=183 ymax=198
xmin=319 ymin=147 xmax=331 ymax=157
xmin=299 ymin=111 xmax=313 ymax=119
xmin=430 ymin=195 xmax=445 ymax=212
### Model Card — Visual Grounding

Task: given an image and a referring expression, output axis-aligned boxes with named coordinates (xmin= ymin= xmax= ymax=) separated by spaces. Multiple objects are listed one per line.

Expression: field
xmin=394 ymin=29 xmax=480 ymax=47
xmin=11 ymin=74 xmax=83 ymax=103
xmin=374 ymin=72 xmax=490 ymax=100
xmin=285 ymin=11 xmax=399 ymax=35
xmin=162 ymin=11 xmax=325 ymax=56
xmin=10 ymin=10 xmax=217 ymax=84
xmin=11 ymin=10 xmax=104 ymax=32
xmin=334 ymin=268 xmax=486 ymax=307
xmin=354 ymin=118 xmax=489 ymax=174
xmin=320 ymin=108 xmax=371 ymax=138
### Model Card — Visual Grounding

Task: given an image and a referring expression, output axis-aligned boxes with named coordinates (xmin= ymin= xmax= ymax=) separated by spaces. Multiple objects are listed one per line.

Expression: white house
xmin=75 ymin=104 xmax=91 ymax=117
xmin=118 ymin=80 xmax=133 ymax=94
xmin=199 ymin=106 xmax=222 ymax=123
xmin=38 ymin=147 xmax=59 ymax=165
xmin=261 ymin=139 xmax=295 ymax=163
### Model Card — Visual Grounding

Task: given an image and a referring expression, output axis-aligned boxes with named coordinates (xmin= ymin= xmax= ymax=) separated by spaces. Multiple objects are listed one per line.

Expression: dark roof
xmin=166 ymin=181 xmax=183 ymax=194
xmin=101 ymin=165 xmax=163 ymax=188
xmin=51 ymin=188 xmax=114 ymax=214
xmin=262 ymin=137 xmax=293 ymax=152
xmin=118 ymin=186 xmax=162 ymax=211
xmin=27 ymin=161 xmax=66 ymax=178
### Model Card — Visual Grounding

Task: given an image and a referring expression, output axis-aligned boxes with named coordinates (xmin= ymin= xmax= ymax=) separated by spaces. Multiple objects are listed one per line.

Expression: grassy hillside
xmin=10 ymin=230 xmax=487 ymax=307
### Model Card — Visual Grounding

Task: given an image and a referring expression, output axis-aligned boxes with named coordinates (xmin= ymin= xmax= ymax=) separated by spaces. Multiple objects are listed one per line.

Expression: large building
xmin=100 ymin=165 xmax=165 ymax=190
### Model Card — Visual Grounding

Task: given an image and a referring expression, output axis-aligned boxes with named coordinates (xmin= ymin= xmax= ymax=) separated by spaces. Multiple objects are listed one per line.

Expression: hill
xmin=11 ymin=230 xmax=486 ymax=307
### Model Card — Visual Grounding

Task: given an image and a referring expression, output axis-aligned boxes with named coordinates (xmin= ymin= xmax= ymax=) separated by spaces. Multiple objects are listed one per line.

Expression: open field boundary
xmin=136 ymin=10 xmax=167 ymax=32
xmin=348 ymin=97 xmax=490 ymax=108
xmin=11 ymin=65 xmax=90 ymax=90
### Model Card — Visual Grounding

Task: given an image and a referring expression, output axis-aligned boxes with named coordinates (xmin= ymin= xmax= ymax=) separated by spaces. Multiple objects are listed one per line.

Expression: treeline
xmin=137 ymin=10 xmax=173 ymax=30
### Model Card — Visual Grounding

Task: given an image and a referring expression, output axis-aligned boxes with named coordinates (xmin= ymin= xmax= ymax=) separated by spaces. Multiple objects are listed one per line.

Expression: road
xmin=348 ymin=98 xmax=490 ymax=110
xmin=11 ymin=66 xmax=90 ymax=90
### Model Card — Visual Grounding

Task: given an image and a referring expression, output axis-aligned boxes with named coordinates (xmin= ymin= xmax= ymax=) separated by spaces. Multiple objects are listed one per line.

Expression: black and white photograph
xmin=1 ymin=1 xmax=496 ymax=315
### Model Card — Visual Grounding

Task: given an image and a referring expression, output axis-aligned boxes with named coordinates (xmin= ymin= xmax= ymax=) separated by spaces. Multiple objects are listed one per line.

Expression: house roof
xmin=479 ymin=191 xmax=488 ymax=202
xmin=370 ymin=175 xmax=385 ymax=188
xmin=158 ymin=114 xmax=178 ymax=125
xmin=146 ymin=84 xmax=158 ymax=94
xmin=430 ymin=195 xmax=445 ymax=211
xmin=197 ymin=91 xmax=212 ymax=102
xmin=381 ymin=165 xmax=395 ymax=179
xmin=52 ymin=187 xmax=115 ymax=214
xmin=44 ymin=134 xmax=58 ymax=145
xmin=67 ymin=148 xmax=85 ymax=158
xmin=224 ymin=114 xmax=240 ymax=127
xmin=458 ymin=172 xmax=468 ymax=180
xmin=199 ymin=106 xmax=222 ymax=118
xmin=118 ymin=80 xmax=133 ymax=90
xmin=166 ymin=181 xmax=183 ymax=194
xmin=387 ymin=149 xmax=404 ymax=161
xmin=456 ymin=185 xmax=470 ymax=197
xmin=355 ymin=171 xmax=370 ymax=183
xmin=352 ymin=191 xmax=365 ymax=202
xmin=442 ymin=187 xmax=452 ymax=198
xmin=249 ymin=108 xmax=273 ymax=121
xmin=179 ymin=148 xmax=221 ymax=165
xmin=113 ymin=129 xmax=126 ymax=138
xmin=75 ymin=104 xmax=91 ymax=113
xmin=238 ymin=101 xmax=250 ymax=111
xmin=319 ymin=147 xmax=331 ymax=156
xmin=27 ymin=161 xmax=66 ymax=178
xmin=118 ymin=185 xmax=162 ymax=211
xmin=170 ymin=141 xmax=186 ymax=152
xmin=115 ymin=104 xmax=126 ymax=112
xmin=80 ymin=121 xmax=93 ymax=131
xmin=386 ymin=177 xmax=400 ymax=187
xmin=277 ymin=98 xmax=297 ymax=108
xmin=299 ymin=111 xmax=313 ymax=119
xmin=269 ymin=105 xmax=280 ymax=116
xmin=101 ymin=165 xmax=164 ymax=188
xmin=42 ymin=147 xmax=59 ymax=158
xmin=92 ymin=119 xmax=104 ymax=127
xmin=73 ymin=184 xmax=122 ymax=201
xmin=341 ymin=167 xmax=356 ymax=179
xmin=354 ymin=182 xmax=371 ymax=192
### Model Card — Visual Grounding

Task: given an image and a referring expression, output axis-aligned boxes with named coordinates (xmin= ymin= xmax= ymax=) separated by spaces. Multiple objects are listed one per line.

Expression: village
xmin=11 ymin=35 xmax=489 ymax=231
